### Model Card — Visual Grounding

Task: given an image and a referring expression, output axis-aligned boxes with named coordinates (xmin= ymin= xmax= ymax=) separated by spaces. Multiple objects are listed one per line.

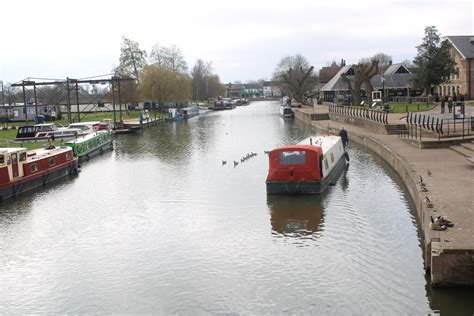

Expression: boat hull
xmin=0 ymin=160 xmax=78 ymax=201
xmin=266 ymin=155 xmax=347 ymax=194
xmin=78 ymin=139 xmax=113 ymax=162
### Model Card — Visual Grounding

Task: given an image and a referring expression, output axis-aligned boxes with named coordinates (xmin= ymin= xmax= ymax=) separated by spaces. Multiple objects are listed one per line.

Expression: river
xmin=0 ymin=101 xmax=473 ymax=314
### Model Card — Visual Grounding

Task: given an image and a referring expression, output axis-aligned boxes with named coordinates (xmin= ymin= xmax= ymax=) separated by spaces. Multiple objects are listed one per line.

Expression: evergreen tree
xmin=412 ymin=26 xmax=455 ymax=95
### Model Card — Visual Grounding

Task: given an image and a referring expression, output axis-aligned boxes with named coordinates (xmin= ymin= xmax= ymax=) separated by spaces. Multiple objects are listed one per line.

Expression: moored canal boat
xmin=266 ymin=135 xmax=348 ymax=194
xmin=181 ymin=104 xmax=199 ymax=119
xmin=16 ymin=123 xmax=86 ymax=142
xmin=280 ymin=105 xmax=294 ymax=118
xmin=0 ymin=146 xmax=79 ymax=201
xmin=64 ymin=130 xmax=113 ymax=162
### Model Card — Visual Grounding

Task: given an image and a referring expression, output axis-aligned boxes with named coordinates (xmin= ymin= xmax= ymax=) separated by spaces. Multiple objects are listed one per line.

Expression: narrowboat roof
xmin=68 ymin=121 xmax=100 ymax=126
xmin=27 ymin=146 xmax=72 ymax=161
xmin=270 ymin=144 xmax=323 ymax=154
xmin=64 ymin=130 xmax=110 ymax=145
xmin=0 ymin=147 xmax=27 ymax=154
xmin=297 ymin=135 xmax=341 ymax=154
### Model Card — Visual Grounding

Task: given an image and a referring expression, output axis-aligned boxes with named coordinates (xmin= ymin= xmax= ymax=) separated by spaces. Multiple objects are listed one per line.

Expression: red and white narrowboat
xmin=0 ymin=146 xmax=79 ymax=201
xmin=266 ymin=135 xmax=348 ymax=194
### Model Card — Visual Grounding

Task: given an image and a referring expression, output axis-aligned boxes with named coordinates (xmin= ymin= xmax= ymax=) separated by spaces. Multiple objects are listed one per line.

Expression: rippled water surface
xmin=1 ymin=101 xmax=473 ymax=314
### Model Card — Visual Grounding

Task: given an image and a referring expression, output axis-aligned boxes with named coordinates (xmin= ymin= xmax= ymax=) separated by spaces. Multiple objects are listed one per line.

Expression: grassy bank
xmin=388 ymin=102 xmax=435 ymax=113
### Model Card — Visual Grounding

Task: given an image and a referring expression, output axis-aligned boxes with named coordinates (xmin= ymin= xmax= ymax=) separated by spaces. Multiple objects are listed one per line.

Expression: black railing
xmin=328 ymin=105 xmax=388 ymax=124
xmin=400 ymin=112 xmax=473 ymax=141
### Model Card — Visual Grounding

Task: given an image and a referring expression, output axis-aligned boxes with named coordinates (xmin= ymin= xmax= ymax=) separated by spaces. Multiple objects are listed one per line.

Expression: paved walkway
xmin=300 ymin=104 xmax=474 ymax=253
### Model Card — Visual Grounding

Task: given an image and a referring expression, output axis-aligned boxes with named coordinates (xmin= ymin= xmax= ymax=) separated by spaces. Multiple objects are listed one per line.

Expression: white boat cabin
xmin=297 ymin=135 xmax=345 ymax=178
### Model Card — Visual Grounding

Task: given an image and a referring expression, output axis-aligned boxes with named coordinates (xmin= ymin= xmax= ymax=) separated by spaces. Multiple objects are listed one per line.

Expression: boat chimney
xmin=310 ymin=138 xmax=313 ymax=145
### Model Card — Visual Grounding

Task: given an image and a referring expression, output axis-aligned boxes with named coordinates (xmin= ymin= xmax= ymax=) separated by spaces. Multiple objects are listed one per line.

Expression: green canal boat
xmin=64 ymin=130 xmax=113 ymax=162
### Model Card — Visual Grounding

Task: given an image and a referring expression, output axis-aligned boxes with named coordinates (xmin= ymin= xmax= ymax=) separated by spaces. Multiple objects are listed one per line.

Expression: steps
xmin=385 ymin=124 xmax=408 ymax=135
xmin=450 ymin=143 xmax=474 ymax=158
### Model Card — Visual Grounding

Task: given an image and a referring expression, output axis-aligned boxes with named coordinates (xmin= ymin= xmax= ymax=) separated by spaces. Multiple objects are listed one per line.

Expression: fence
xmin=328 ymin=105 xmax=388 ymax=125
xmin=389 ymin=96 xmax=433 ymax=104
xmin=399 ymin=112 xmax=473 ymax=141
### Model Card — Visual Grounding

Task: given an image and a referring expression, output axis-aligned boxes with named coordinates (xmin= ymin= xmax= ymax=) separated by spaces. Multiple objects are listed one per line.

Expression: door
xmin=11 ymin=153 xmax=19 ymax=178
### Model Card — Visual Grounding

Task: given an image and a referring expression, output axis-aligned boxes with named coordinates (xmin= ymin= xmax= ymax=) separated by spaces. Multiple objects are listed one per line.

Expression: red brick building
xmin=436 ymin=36 xmax=474 ymax=100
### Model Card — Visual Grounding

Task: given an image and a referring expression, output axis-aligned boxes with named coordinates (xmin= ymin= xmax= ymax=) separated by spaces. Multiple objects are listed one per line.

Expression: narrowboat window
xmin=30 ymin=163 xmax=38 ymax=173
xmin=330 ymin=153 xmax=334 ymax=163
xmin=48 ymin=157 xmax=56 ymax=166
xmin=324 ymin=158 xmax=329 ymax=170
xmin=66 ymin=153 xmax=72 ymax=160
xmin=0 ymin=155 xmax=4 ymax=164
xmin=280 ymin=151 xmax=305 ymax=165
xmin=19 ymin=152 xmax=27 ymax=162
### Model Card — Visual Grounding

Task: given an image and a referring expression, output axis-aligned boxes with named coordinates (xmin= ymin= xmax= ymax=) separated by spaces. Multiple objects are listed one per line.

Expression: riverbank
xmin=294 ymin=105 xmax=474 ymax=287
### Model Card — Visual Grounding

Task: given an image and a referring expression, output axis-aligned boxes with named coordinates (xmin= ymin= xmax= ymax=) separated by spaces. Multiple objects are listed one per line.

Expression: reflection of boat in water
xmin=267 ymin=195 xmax=324 ymax=236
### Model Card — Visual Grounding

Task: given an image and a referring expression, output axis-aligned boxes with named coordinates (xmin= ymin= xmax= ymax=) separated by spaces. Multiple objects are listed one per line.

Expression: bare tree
xmin=3 ymin=83 xmax=20 ymax=106
xmin=341 ymin=59 xmax=379 ymax=106
xmin=360 ymin=53 xmax=392 ymax=74
xmin=273 ymin=54 xmax=317 ymax=103
xmin=149 ymin=43 xmax=188 ymax=73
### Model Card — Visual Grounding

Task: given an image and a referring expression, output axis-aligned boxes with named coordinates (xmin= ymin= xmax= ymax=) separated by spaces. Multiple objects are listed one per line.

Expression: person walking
xmin=440 ymin=96 xmax=446 ymax=113
xmin=339 ymin=127 xmax=349 ymax=149
xmin=448 ymin=95 xmax=453 ymax=113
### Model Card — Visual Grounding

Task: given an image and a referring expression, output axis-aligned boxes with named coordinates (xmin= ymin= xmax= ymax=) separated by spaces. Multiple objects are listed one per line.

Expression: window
xmin=280 ymin=151 xmax=305 ymax=165
xmin=66 ymin=153 xmax=72 ymax=160
xmin=19 ymin=152 xmax=26 ymax=162
xmin=330 ymin=153 xmax=334 ymax=163
xmin=48 ymin=157 xmax=56 ymax=166
xmin=0 ymin=155 xmax=4 ymax=164
xmin=30 ymin=163 xmax=38 ymax=173
xmin=324 ymin=158 xmax=329 ymax=170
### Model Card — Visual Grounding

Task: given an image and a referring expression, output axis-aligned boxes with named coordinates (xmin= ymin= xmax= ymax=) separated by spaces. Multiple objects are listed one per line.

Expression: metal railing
xmin=389 ymin=96 xmax=433 ymax=104
xmin=328 ymin=105 xmax=388 ymax=124
xmin=399 ymin=112 xmax=473 ymax=141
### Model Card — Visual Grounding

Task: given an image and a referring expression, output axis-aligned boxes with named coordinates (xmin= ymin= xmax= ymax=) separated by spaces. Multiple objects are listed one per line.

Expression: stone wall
xmin=311 ymin=120 xmax=474 ymax=287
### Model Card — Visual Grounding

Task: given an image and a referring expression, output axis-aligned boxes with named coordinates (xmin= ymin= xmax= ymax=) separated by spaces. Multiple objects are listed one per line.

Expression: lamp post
xmin=381 ymin=75 xmax=385 ymax=104
xmin=406 ymin=84 xmax=411 ymax=112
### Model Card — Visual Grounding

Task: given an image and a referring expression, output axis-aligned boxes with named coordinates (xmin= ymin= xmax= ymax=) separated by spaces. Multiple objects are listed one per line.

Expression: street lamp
xmin=381 ymin=75 xmax=385 ymax=104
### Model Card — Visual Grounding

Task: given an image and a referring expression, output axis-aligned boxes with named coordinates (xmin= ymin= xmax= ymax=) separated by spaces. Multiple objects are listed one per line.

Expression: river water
xmin=0 ymin=101 xmax=472 ymax=314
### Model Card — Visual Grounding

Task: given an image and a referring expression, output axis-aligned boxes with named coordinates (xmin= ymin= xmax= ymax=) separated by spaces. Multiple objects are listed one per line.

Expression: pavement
xmin=300 ymin=103 xmax=474 ymax=253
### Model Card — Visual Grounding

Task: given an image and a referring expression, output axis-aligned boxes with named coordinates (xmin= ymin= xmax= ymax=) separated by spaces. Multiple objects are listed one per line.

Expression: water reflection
xmin=267 ymin=195 xmax=324 ymax=238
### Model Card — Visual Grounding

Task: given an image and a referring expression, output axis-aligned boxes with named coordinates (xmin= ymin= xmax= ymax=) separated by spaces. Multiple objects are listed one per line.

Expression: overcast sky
xmin=1 ymin=0 xmax=472 ymax=84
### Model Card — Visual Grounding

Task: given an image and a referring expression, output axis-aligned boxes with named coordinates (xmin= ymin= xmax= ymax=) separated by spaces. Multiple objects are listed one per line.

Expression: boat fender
xmin=99 ymin=148 xmax=104 ymax=155
xmin=85 ymin=155 xmax=90 ymax=161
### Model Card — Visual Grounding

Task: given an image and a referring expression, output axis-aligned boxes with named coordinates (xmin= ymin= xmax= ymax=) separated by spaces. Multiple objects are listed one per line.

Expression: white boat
xmin=266 ymin=135 xmax=348 ymax=194
xmin=181 ymin=104 xmax=199 ymax=119
xmin=16 ymin=123 xmax=86 ymax=141
xmin=68 ymin=121 xmax=110 ymax=133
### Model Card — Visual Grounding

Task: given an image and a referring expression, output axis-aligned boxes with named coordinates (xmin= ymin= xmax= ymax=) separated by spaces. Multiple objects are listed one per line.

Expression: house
xmin=319 ymin=63 xmax=415 ymax=103
xmin=225 ymin=83 xmax=245 ymax=98
xmin=436 ymin=35 xmax=474 ymax=100
xmin=263 ymin=81 xmax=282 ymax=98
xmin=242 ymin=83 xmax=263 ymax=97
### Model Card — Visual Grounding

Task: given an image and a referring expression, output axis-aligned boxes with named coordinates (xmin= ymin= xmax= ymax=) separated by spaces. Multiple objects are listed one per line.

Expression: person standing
xmin=440 ymin=96 xmax=446 ymax=113
xmin=339 ymin=127 xmax=349 ymax=149
xmin=448 ymin=95 xmax=453 ymax=113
